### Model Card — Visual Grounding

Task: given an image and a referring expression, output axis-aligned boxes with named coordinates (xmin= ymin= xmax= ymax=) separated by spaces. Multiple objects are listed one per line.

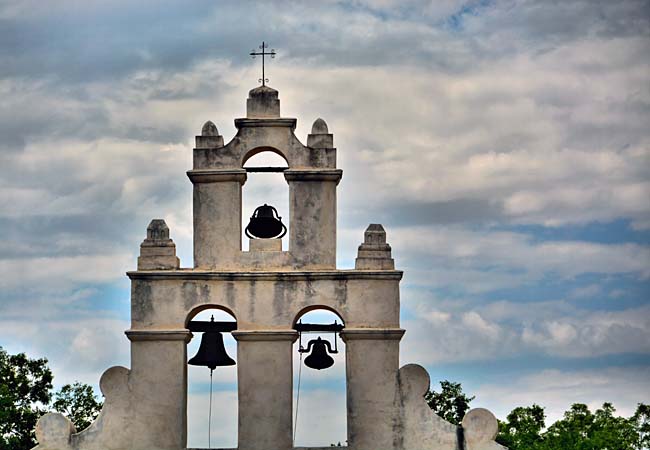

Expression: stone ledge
xmin=187 ymin=169 xmax=247 ymax=183
xmin=284 ymin=169 xmax=342 ymax=183
xmin=125 ymin=330 xmax=192 ymax=342
xmin=127 ymin=269 xmax=403 ymax=281
xmin=340 ymin=328 xmax=405 ymax=341
xmin=249 ymin=238 xmax=283 ymax=252
xmin=234 ymin=118 xmax=297 ymax=130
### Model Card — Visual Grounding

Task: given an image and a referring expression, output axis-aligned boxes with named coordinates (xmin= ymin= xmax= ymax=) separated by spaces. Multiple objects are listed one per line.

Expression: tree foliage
xmin=425 ymin=380 xmax=475 ymax=426
xmin=496 ymin=402 xmax=650 ymax=450
xmin=0 ymin=347 xmax=103 ymax=450
xmin=0 ymin=347 xmax=53 ymax=450
xmin=497 ymin=404 xmax=546 ymax=449
xmin=52 ymin=382 xmax=103 ymax=431
xmin=634 ymin=403 xmax=650 ymax=450
xmin=424 ymin=379 xmax=649 ymax=450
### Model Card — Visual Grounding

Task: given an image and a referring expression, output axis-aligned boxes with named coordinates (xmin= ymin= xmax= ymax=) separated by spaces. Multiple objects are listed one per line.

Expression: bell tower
xmin=33 ymin=82 xmax=505 ymax=450
xmin=189 ymin=84 xmax=340 ymax=271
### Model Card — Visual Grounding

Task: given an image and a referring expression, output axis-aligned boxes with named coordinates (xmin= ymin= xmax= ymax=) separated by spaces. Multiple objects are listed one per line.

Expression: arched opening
xmin=292 ymin=308 xmax=347 ymax=447
xmin=186 ymin=307 xmax=238 ymax=449
xmin=242 ymin=150 xmax=290 ymax=251
xmin=242 ymin=146 xmax=289 ymax=167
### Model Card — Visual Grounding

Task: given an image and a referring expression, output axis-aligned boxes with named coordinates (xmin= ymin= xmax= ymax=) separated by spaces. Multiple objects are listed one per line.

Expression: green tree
xmin=497 ymin=402 xmax=650 ymax=450
xmin=0 ymin=347 xmax=53 ymax=450
xmin=0 ymin=347 xmax=103 ymax=450
xmin=543 ymin=402 xmax=639 ymax=450
xmin=52 ymin=382 xmax=103 ymax=431
xmin=496 ymin=404 xmax=546 ymax=450
xmin=424 ymin=380 xmax=475 ymax=425
xmin=633 ymin=403 xmax=650 ymax=450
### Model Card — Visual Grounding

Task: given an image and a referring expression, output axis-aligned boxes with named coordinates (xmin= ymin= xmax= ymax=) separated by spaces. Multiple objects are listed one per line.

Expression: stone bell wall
xmin=32 ymin=85 xmax=506 ymax=450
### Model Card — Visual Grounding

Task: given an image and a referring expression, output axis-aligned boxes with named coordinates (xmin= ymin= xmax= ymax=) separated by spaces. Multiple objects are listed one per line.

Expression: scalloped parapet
xmin=33 ymin=366 xmax=133 ymax=450
xmin=34 ymin=413 xmax=75 ymax=450
xmin=464 ymin=408 xmax=504 ymax=449
xmin=396 ymin=363 xmax=506 ymax=450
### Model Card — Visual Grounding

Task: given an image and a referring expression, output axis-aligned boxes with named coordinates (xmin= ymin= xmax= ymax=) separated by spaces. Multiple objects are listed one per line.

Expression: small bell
xmin=303 ymin=337 xmax=336 ymax=370
xmin=188 ymin=329 xmax=236 ymax=371
xmin=245 ymin=204 xmax=287 ymax=239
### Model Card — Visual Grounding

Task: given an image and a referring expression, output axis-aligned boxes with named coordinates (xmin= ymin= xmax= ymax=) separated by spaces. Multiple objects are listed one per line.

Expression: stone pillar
xmin=284 ymin=169 xmax=342 ymax=269
xmin=187 ymin=169 xmax=247 ymax=268
xmin=125 ymin=330 xmax=192 ymax=450
xmin=232 ymin=330 xmax=298 ymax=450
xmin=247 ymin=86 xmax=281 ymax=119
xmin=341 ymin=328 xmax=405 ymax=450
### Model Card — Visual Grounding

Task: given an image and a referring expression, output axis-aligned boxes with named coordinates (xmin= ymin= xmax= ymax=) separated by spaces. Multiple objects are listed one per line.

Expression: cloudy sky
xmin=1 ymin=0 xmax=649 ymax=447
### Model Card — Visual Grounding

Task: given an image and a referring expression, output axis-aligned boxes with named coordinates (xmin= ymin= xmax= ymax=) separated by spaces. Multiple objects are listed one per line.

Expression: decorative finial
xmin=201 ymin=121 xmax=219 ymax=137
xmin=355 ymin=224 xmax=394 ymax=270
xmin=249 ymin=41 xmax=276 ymax=86
xmin=311 ymin=118 xmax=329 ymax=135
xmin=138 ymin=219 xmax=179 ymax=270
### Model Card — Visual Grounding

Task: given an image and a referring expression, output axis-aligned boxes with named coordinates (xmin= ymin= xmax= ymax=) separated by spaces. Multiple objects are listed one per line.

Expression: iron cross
xmin=250 ymin=41 xmax=276 ymax=86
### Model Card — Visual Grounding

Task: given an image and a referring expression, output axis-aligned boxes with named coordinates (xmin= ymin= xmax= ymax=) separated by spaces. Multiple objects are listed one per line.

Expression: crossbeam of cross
xmin=250 ymin=41 xmax=276 ymax=86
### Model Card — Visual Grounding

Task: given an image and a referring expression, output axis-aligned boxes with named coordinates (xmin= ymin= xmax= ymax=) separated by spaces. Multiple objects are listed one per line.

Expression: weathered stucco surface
xmin=34 ymin=86 xmax=505 ymax=450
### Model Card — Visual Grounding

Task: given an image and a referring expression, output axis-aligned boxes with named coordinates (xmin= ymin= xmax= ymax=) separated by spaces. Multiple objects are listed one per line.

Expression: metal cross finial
xmin=250 ymin=41 xmax=276 ymax=86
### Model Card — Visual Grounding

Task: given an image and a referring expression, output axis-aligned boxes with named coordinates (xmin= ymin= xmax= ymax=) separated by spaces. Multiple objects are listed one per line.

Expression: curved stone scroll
xmin=463 ymin=408 xmax=505 ymax=450
xmin=34 ymin=413 xmax=75 ymax=450
xmin=397 ymin=364 xmax=458 ymax=449
xmin=33 ymin=366 xmax=133 ymax=450
xmin=396 ymin=364 xmax=506 ymax=450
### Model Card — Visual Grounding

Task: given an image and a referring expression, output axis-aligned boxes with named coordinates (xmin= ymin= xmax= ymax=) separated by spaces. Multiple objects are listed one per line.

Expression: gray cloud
xmin=0 ymin=2 xmax=649 ymax=442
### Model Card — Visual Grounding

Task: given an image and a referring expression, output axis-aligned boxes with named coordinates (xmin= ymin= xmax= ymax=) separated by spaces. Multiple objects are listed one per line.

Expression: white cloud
xmin=476 ymin=366 xmax=650 ymax=424
xmin=393 ymin=226 xmax=650 ymax=294
xmin=401 ymin=300 xmax=650 ymax=364
xmin=0 ymin=253 xmax=134 ymax=291
xmin=0 ymin=313 xmax=130 ymax=388
xmin=0 ymin=1 xmax=648 ymax=442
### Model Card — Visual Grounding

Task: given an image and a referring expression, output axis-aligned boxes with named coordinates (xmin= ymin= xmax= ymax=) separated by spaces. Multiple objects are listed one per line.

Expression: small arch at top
xmin=242 ymin=146 xmax=290 ymax=168
xmin=184 ymin=304 xmax=237 ymax=328
xmin=292 ymin=305 xmax=346 ymax=328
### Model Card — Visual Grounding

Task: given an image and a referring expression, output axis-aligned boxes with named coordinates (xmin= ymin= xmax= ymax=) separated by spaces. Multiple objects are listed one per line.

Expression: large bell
xmin=245 ymin=204 xmax=287 ymax=239
xmin=303 ymin=337 xmax=335 ymax=370
xmin=188 ymin=331 xmax=236 ymax=371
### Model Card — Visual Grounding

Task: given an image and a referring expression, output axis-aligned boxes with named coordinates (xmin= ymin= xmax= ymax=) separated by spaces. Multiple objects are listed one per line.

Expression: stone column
xmin=125 ymin=330 xmax=192 ymax=450
xmin=341 ymin=328 xmax=405 ymax=450
xmin=187 ymin=169 xmax=247 ymax=268
xmin=232 ymin=330 xmax=298 ymax=450
xmin=284 ymin=169 xmax=342 ymax=269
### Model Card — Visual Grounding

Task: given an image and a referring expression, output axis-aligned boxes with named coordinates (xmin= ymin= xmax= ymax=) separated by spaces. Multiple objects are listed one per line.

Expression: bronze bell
xmin=188 ymin=331 xmax=236 ymax=371
xmin=303 ymin=337 xmax=336 ymax=370
xmin=245 ymin=204 xmax=287 ymax=239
